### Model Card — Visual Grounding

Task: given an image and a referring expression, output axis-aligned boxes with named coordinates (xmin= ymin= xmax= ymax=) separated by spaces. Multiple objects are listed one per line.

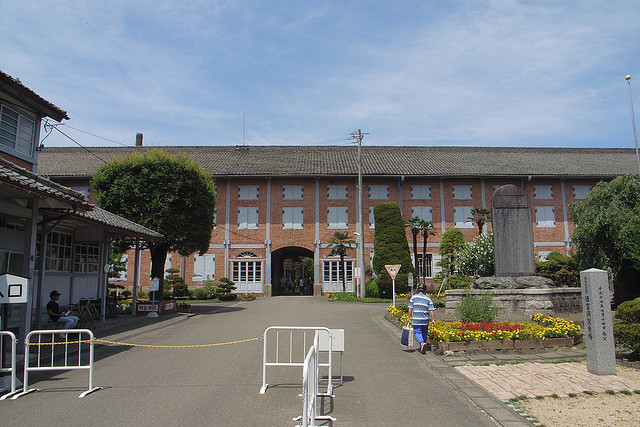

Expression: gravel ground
xmin=519 ymin=365 xmax=640 ymax=427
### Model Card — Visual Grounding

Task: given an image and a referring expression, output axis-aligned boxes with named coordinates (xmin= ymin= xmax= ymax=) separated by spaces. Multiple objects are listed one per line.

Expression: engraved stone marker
xmin=580 ymin=268 xmax=616 ymax=375
xmin=491 ymin=185 xmax=534 ymax=277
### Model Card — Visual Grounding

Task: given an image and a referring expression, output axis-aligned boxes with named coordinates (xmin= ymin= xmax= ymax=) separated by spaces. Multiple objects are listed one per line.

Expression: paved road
xmin=1 ymin=297 xmax=528 ymax=426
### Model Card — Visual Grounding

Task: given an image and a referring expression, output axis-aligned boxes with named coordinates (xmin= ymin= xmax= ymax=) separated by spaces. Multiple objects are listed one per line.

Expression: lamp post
xmin=625 ymin=75 xmax=640 ymax=176
xmin=351 ymin=129 xmax=367 ymax=297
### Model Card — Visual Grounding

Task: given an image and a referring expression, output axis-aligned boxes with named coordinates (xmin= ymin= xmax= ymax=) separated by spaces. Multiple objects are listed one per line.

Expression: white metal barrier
xmin=11 ymin=329 xmax=101 ymax=399
xmin=260 ymin=326 xmax=333 ymax=395
xmin=0 ymin=331 xmax=18 ymax=400
xmin=294 ymin=331 xmax=336 ymax=427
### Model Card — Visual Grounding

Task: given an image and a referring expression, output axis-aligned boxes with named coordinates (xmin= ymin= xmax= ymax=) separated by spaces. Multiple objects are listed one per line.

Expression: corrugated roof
xmin=0 ymin=70 xmax=69 ymax=122
xmin=43 ymin=207 xmax=164 ymax=240
xmin=0 ymin=156 xmax=89 ymax=208
xmin=38 ymin=145 xmax=638 ymax=178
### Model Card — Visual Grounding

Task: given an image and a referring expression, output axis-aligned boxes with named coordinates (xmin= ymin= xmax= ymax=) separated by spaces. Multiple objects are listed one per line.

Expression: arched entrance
xmin=271 ymin=246 xmax=314 ymax=296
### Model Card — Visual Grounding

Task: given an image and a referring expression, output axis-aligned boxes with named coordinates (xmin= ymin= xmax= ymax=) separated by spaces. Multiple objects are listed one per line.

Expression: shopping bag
xmin=400 ymin=324 xmax=412 ymax=346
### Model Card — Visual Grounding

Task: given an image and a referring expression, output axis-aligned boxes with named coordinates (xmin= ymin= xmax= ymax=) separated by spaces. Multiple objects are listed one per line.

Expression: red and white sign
xmin=385 ymin=264 xmax=401 ymax=280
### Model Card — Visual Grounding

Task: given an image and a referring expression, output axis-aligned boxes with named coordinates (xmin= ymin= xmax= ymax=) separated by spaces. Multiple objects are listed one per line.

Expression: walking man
xmin=407 ymin=283 xmax=436 ymax=354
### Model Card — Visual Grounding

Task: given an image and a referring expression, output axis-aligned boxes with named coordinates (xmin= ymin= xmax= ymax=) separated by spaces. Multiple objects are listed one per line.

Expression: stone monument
xmin=580 ymin=268 xmax=616 ymax=375
xmin=491 ymin=184 xmax=534 ymax=277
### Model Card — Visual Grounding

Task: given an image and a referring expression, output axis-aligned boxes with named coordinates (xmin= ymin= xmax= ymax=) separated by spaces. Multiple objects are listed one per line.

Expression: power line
xmin=59 ymin=123 xmax=131 ymax=146
xmin=49 ymin=126 xmax=109 ymax=164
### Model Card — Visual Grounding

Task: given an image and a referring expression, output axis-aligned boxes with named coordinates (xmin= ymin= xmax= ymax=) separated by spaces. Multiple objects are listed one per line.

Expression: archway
xmin=271 ymin=246 xmax=314 ymax=296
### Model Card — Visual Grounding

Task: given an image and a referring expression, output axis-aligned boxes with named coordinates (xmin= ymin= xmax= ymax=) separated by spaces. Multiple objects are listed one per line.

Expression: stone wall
xmin=445 ymin=288 xmax=582 ymax=316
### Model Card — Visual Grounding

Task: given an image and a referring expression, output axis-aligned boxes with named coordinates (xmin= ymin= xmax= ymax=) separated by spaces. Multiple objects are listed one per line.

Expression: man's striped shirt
xmin=409 ymin=293 xmax=435 ymax=325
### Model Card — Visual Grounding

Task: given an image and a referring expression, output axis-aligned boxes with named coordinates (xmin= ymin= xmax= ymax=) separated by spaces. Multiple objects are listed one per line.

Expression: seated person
xmin=47 ymin=290 xmax=79 ymax=329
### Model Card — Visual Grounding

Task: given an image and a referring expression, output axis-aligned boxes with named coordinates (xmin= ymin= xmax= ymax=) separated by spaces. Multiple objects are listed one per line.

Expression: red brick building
xmin=38 ymin=145 xmax=637 ymax=296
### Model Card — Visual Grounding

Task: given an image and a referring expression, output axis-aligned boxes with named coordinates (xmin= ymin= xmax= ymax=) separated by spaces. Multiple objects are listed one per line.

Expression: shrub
xmin=366 ymin=279 xmax=380 ymax=298
xmin=172 ymin=282 xmax=189 ymax=298
xmin=458 ymin=233 xmax=494 ymax=277
xmin=455 ymin=291 xmax=498 ymax=322
xmin=616 ymin=299 xmax=640 ymax=323
xmin=433 ymin=299 xmax=446 ymax=309
xmin=535 ymin=251 xmax=580 ymax=287
xmin=193 ymin=288 xmax=208 ymax=300
xmin=138 ymin=290 xmax=146 ymax=298
xmin=219 ymin=293 xmax=237 ymax=301
xmin=121 ymin=290 xmax=132 ymax=299
xmin=163 ymin=290 xmax=172 ymax=299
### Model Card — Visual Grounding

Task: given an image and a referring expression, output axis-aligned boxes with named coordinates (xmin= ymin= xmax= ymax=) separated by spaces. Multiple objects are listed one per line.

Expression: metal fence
xmin=0 ymin=331 xmax=18 ymax=400
xmin=11 ymin=329 xmax=101 ymax=399
xmin=293 ymin=331 xmax=336 ymax=427
xmin=260 ymin=326 xmax=334 ymax=396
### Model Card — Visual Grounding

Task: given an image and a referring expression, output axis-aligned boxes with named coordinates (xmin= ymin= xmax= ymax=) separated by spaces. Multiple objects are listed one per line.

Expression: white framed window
xmin=44 ymin=231 xmax=73 ymax=272
xmin=0 ymin=104 xmax=36 ymax=157
xmin=74 ymin=243 xmax=100 ymax=273
xmin=322 ymin=259 xmax=354 ymax=292
xmin=534 ymin=185 xmax=553 ymax=199
xmin=327 ymin=185 xmax=348 ymax=200
xmin=453 ymin=206 xmax=474 ymax=228
xmin=193 ymin=254 xmax=215 ymax=281
xmin=238 ymin=207 xmax=259 ymax=229
xmin=111 ymin=254 xmax=128 ymax=281
xmin=369 ymin=207 xmax=375 ymax=228
xmin=535 ymin=206 xmax=556 ymax=228
xmin=238 ymin=185 xmax=259 ymax=200
xmin=283 ymin=207 xmax=303 ymax=229
xmin=368 ymin=185 xmax=389 ymax=200
xmin=452 ymin=185 xmax=472 ymax=200
xmin=573 ymin=185 xmax=591 ymax=200
xmin=411 ymin=206 xmax=432 ymax=222
xmin=327 ymin=207 xmax=348 ymax=228
xmin=411 ymin=185 xmax=431 ymax=200
xmin=283 ymin=185 xmax=303 ymax=200
xmin=414 ymin=253 xmax=433 ymax=279
xmin=232 ymin=259 xmax=262 ymax=293
xmin=537 ymin=251 xmax=552 ymax=262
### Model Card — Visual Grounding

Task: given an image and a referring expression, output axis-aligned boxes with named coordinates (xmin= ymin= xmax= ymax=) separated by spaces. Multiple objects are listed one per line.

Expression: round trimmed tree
xmin=92 ymin=149 xmax=216 ymax=298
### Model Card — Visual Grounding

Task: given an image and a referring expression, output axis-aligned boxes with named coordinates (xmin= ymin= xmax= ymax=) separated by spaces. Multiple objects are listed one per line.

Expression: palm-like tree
xmin=468 ymin=208 xmax=492 ymax=235
xmin=405 ymin=216 xmax=422 ymax=277
xmin=420 ymin=220 xmax=436 ymax=283
xmin=328 ymin=231 xmax=355 ymax=292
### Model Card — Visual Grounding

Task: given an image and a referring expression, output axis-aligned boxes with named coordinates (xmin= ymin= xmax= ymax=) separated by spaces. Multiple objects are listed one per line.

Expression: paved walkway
xmin=1 ymin=297 xmax=530 ymax=426
xmin=455 ymin=362 xmax=640 ymax=400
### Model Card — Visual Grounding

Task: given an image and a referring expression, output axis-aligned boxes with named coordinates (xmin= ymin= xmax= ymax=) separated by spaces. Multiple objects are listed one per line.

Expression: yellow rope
xmin=28 ymin=337 xmax=261 ymax=348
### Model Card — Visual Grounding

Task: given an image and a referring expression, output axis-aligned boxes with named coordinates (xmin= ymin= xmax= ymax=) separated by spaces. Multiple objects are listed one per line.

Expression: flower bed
xmin=387 ymin=305 xmax=581 ymax=348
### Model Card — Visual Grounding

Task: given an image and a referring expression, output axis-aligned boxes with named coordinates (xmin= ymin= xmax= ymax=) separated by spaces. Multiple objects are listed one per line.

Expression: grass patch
xmin=634 ymin=390 xmax=640 ymax=395
xmin=535 ymin=396 xmax=545 ymax=400
xmin=620 ymin=390 xmax=632 ymax=395
xmin=509 ymin=395 xmax=528 ymax=403
xmin=540 ymin=358 xmax=581 ymax=364
xmin=331 ymin=292 xmax=391 ymax=303
xmin=568 ymin=393 xmax=578 ymax=398
xmin=551 ymin=393 xmax=560 ymax=399
xmin=605 ymin=390 xmax=616 ymax=395
xmin=584 ymin=390 xmax=595 ymax=395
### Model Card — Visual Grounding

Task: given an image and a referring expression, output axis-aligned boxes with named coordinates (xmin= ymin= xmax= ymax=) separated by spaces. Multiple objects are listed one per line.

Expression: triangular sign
xmin=385 ymin=264 xmax=401 ymax=280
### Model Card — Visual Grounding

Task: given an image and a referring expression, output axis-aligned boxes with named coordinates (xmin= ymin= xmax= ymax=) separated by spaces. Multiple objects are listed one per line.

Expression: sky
xmin=2 ymin=0 xmax=640 ymax=148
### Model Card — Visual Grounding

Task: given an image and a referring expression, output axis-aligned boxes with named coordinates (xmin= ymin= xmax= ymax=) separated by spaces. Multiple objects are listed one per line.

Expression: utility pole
xmin=625 ymin=75 xmax=640 ymax=176
xmin=350 ymin=129 xmax=368 ymax=297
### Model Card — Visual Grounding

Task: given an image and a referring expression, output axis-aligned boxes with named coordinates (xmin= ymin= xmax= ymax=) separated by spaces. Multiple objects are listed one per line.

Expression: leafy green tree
xmin=468 ymin=208 xmax=492 ymax=235
xmin=372 ymin=202 xmax=414 ymax=297
xmin=92 ymin=149 xmax=216 ymax=299
xmin=570 ymin=174 xmax=640 ymax=300
xmin=435 ymin=229 xmax=468 ymax=288
xmin=328 ymin=231 xmax=355 ymax=292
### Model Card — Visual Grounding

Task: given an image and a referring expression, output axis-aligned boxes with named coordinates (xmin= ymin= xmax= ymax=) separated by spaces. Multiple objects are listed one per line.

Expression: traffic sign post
xmin=385 ymin=265 xmax=401 ymax=307
xmin=148 ymin=277 xmax=160 ymax=318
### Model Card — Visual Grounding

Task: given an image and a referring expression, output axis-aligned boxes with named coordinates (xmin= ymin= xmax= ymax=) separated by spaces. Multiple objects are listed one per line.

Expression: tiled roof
xmin=37 ymin=145 xmax=638 ymax=178
xmin=44 ymin=206 xmax=164 ymax=240
xmin=0 ymin=156 xmax=89 ymax=208
xmin=0 ymin=70 xmax=69 ymax=122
